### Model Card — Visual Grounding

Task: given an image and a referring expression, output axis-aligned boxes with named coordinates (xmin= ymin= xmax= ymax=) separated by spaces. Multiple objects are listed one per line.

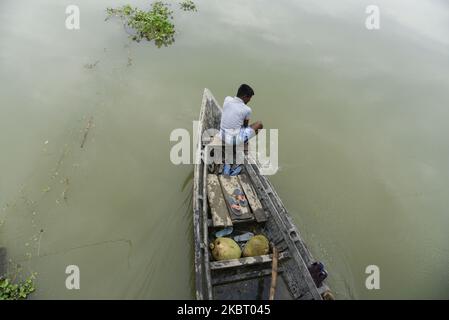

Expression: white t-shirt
xmin=220 ymin=96 xmax=252 ymax=137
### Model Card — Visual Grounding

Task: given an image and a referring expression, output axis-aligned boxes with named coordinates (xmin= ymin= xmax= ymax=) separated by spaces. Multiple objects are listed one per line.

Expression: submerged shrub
xmin=106 ymin=1 xmax=175 ymax=48
xmin=0 ymin=273 xmax=36 ymax=300
xmin=180 ymin=0 xmax=197 ymax=12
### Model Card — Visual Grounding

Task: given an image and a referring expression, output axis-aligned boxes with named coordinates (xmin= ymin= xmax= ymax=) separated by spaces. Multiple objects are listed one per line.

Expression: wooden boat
xmin=193 ymin=89 xmax=333 ymax=300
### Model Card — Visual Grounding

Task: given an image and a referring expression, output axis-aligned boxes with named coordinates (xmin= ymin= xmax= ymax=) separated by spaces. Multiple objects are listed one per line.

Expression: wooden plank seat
xmin=210 ymin=251 xmax=290 ymax=271
xmin=207 ymin=174 xmax=232 ymax=227
xmin=211 ymin=268 xmax=284 ymax=286
xmin=207 ymin=172 xmax=267 ymax=225
xmin=219 ymin=175 xmax=253 ymax=221
xmin=238 ymin=173 xmax=267 ymax=223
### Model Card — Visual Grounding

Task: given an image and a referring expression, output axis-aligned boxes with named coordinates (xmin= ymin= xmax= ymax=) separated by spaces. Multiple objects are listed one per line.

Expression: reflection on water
xmin=0 ymin=0 xmax=448 ymax=299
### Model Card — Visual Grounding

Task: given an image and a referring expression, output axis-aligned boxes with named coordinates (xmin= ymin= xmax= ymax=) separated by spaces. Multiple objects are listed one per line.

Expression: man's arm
xmin=243 ymin=108 xmax=251 ymax=128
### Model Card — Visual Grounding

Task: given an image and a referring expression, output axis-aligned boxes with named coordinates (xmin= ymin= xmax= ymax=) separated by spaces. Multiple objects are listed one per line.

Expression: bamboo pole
xmin=269 ymin=244 xmax=279 ymax=300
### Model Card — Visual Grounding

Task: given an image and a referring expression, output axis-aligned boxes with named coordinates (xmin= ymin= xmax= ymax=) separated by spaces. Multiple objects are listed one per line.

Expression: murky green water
xmin=1 ymin=0 xmax=448 ymax=299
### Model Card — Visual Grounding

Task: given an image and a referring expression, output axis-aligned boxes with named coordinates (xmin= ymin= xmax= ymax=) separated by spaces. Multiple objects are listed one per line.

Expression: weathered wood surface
xmin=212 ymin=268 xmax=283 ymax=286
xmin=196 ymin=88 xmax=223 ymax=300
xmin=207 ymin=174 xmax=232 ymax=227
xmin=203 ymin=153 xmax=213 ymax=299
xmin=210 ymin=251 xmax=289 ymax=270
xmin=218 ymin=175 xmax=253 ymax=220
xmin=269 ymin=246 xmax=279 ymax=300
xmin=238 ymin=173 xmax=267 ymax=223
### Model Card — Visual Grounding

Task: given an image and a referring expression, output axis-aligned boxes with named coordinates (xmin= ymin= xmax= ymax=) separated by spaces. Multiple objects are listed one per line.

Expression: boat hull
xmin=193 ymin=89 xmax=331 ymax=300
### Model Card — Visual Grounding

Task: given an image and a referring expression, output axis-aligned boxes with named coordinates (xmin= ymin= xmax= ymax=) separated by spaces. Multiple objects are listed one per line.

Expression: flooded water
xmin=1 ymin=0 xmax=448 ymax=299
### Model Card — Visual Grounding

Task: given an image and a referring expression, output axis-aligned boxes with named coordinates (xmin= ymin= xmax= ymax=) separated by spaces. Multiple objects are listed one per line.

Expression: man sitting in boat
xmin=219 ymin=84 xmax=263 ymax=175
xmin=220 ymin=84 xmax=263 ymax=146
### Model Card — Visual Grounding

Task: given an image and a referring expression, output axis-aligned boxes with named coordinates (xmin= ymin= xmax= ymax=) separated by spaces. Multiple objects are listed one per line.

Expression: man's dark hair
xmin=237 ymin=84 xmax=254 ymax=98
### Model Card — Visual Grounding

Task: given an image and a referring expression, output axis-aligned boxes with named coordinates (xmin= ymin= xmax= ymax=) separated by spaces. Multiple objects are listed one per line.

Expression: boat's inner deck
xmin=204 ymin=134 xmax=268 ymax=225
xmin=203 ymin=134 xmax=297 ymax=299
xmin=206 ymin=170 xmax=295 ymax=299
xmin=207 ymin=172 xmax=267 ymax=226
